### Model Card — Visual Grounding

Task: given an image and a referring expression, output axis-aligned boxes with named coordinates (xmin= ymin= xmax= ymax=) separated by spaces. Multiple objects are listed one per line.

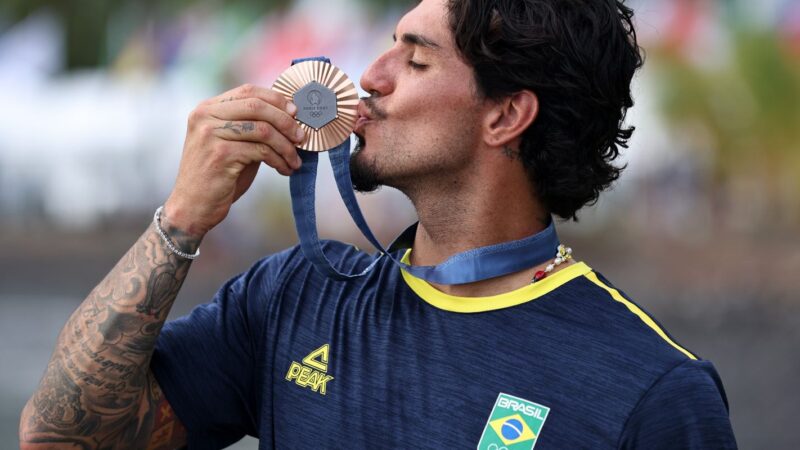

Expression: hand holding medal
xmin=163 ymin=79 xmax=307 ymax=238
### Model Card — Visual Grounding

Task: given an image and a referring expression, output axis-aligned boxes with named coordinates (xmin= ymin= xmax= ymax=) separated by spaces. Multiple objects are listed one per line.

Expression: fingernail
xmin=286 ymin=102 xmax=297 ymax=115
xmin=295 ymin=128 xmax=305 ymax=142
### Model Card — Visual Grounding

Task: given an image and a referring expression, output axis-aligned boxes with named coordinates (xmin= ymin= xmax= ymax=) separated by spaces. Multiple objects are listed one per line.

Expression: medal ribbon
xmin=288 ymin=57 xmax=561 ymax=284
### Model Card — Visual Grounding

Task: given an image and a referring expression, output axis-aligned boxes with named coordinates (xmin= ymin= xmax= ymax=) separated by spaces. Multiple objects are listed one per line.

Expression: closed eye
xmin=408 ymin=60 xmax=428 ymax=70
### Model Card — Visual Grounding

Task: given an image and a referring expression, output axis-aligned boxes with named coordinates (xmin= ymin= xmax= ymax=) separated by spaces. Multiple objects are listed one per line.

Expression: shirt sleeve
xmin=149 ymin=249 xmax=294 ymax=449
xmin=618 ymin=359 xmax=738 ymax=450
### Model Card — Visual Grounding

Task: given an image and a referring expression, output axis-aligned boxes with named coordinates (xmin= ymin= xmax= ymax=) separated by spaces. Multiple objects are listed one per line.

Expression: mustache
xmin=361 ymin=95 xmax=388 ymax=120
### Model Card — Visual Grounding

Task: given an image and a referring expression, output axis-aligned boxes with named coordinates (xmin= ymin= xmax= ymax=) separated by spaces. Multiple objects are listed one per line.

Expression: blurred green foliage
xmin=0 ymin=0 xmax=414 ymax=69
xmin=655 ymin=29 xmax=800 ymax=182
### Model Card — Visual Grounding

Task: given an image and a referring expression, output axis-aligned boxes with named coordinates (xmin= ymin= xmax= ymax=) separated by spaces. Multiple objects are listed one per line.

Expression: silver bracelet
xmin=153 ymin=206 xmax=200 ymax=260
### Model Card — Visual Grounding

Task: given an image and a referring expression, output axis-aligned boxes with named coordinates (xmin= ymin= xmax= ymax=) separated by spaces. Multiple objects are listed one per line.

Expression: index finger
xmin=205 ymin=84 xmax=296 ymax=115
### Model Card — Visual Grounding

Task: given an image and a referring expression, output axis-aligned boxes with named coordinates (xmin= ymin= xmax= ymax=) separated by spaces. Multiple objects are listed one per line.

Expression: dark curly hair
xmin=447 ymin=0 xmax=643 ymax=220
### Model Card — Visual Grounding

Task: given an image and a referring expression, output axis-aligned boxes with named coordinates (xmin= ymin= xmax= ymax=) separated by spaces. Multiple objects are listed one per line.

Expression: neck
xmin=405 ymin=158 xmax=551 ymax=297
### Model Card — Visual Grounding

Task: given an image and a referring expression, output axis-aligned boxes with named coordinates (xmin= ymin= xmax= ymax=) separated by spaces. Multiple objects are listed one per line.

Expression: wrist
xmin=162 ymin=198 xmax=209 ymax=243
xmin=158 ymin=203 xmax=205 ymax=253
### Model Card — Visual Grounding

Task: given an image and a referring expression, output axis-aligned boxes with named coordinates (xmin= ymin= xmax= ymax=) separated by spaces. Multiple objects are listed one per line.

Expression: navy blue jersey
xmin=150 ymin=242 xmax=736 ymax=449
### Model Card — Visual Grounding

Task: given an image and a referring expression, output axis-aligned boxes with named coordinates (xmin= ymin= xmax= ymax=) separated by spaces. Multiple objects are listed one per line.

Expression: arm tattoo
xmin=502 ymin=145 xmax=522 ymax=161
xmin=146 ymin=379 xmax=188 ymax=450
xmin=216 ymin=121 xmax=255 ymax=135
xmin=20 ymin=219 xmax=198 ymax=448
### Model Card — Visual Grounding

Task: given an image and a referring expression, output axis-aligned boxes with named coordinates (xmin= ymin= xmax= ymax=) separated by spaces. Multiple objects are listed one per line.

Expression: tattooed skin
xmin=20 ymin=220 xmax=194 ymax=449
xmin=502 ymin=145 xmax=522 ymax=161
xmin=215 ymin=121 xmax=255 ymax=135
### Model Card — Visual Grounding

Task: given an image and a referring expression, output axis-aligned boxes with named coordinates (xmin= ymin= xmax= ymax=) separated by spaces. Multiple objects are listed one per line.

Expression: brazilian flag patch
xmin=477 ymin=393 xmax=550 ymax=450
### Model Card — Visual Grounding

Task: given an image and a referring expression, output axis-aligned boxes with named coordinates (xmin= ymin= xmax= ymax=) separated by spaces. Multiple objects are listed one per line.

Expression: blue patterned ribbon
xmin=288 ymin=57 xmax=560 ymax=284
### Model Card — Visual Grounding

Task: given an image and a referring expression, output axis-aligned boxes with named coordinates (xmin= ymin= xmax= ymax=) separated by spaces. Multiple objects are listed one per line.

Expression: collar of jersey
xmin=400 ymin=249 xmax=591 ymax=313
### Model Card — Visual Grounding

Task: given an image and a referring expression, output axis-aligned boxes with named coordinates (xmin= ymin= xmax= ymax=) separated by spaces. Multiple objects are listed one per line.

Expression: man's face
xmin=351 ymin=0 xmax=485 ymax=193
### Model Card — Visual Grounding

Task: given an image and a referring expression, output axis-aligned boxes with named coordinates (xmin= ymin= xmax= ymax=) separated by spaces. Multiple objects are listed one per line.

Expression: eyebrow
xmin=393 ymin=32 xmax=441 ymax=50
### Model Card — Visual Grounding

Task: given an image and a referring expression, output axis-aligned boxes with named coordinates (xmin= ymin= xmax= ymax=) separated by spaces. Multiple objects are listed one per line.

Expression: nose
xmin=360 ymin=48 xmax=395 ymax=97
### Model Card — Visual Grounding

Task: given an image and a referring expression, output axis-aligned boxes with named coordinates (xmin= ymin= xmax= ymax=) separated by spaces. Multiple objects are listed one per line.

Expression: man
xmin=20 ymin=0 xmax=737 ymax=448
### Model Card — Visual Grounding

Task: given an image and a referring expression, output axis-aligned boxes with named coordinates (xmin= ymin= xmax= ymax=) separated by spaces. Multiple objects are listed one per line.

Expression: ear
xmin=482 ymin=90 xmax=539 ymax=148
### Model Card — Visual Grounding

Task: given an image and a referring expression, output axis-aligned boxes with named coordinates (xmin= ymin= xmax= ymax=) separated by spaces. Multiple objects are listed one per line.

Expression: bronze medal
xmin=272 ymin=60 xmax=359 ymax=152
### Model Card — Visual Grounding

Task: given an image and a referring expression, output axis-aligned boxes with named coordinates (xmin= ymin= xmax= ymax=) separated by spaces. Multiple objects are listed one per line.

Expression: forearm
xmin=20 ymin=80 xmax=295 ymax=447
xmin=20 ymin=218 xmax=199 ymax=448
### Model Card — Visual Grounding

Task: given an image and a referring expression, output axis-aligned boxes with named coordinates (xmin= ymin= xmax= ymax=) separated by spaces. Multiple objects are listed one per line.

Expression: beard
xmin=350 ymin=134 xmax=382 ymax=193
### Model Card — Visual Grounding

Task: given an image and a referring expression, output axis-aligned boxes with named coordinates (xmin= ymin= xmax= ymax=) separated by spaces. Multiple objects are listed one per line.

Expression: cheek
xmin=428 ymin=74 xmax=479 ymax=116
xmin=399 ymin=87 xmax=477 ymax=127
xmin=385 ymin=69 xmax=482 ymax=141
xmin=423 ymin=94 xmax=482 ymax=136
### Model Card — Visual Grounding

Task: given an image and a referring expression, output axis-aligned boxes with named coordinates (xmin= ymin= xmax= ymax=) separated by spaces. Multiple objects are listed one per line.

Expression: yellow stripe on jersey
xmin=584 ymin=271 xmax=697 ymax=360
xmin=399 ymin=249 xmax=592 ymax=313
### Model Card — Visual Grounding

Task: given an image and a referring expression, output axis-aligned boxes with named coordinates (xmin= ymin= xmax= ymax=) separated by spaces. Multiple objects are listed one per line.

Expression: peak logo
xmin=477 ymin=393 xmax=550 ymax=450
xmin=285 ymin=344 xmax=334 ymax=395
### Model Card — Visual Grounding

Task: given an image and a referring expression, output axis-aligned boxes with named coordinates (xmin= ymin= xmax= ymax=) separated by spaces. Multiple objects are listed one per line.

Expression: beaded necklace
xmin=531 ymin=244 xmax=573 ymax=283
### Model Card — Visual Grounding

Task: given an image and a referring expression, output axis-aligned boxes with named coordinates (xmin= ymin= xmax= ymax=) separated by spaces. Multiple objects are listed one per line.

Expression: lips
xmin=354 ymin=101 xmax=374 ymax=136
xmin=357 ymin=101 xmax=373 ymax=121
xmin=354 ymin=117 xmax=371 ymax=136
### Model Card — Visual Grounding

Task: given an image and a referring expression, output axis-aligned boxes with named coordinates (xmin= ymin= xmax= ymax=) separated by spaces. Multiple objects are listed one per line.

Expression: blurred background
xmin=1 ymin=0 xmax=798 ymax=448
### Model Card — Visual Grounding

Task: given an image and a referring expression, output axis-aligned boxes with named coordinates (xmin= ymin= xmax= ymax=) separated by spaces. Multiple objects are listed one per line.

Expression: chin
xmin=350 ymin=134 xmax=382 ymax=193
